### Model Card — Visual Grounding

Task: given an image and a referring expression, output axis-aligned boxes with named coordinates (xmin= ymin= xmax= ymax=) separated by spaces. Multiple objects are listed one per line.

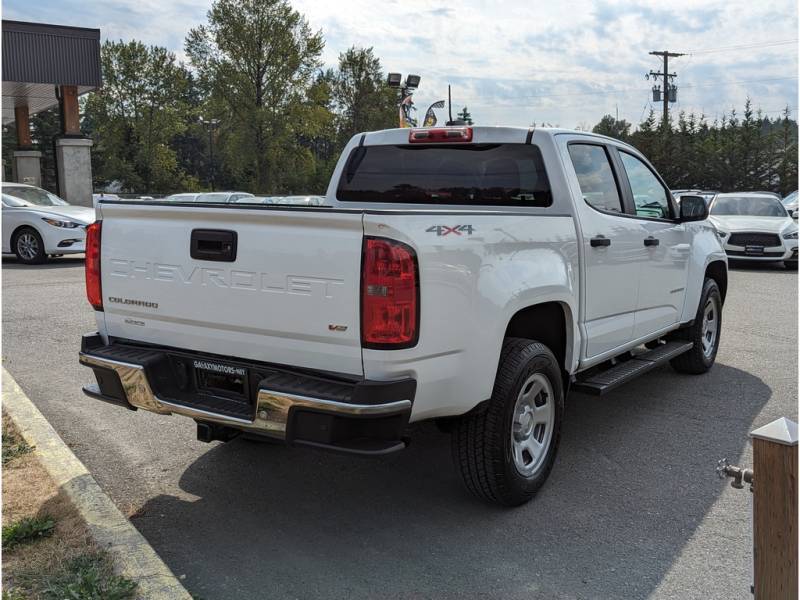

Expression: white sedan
xmin=2 ymin=183 xmax=95 ymax=264
xmin=709 ymin=192 xmax=798 ymax=269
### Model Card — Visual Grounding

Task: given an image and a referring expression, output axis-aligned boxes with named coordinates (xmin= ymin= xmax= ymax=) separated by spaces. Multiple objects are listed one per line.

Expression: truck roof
xmin=361 ymin=125 xmax=625 ymax=148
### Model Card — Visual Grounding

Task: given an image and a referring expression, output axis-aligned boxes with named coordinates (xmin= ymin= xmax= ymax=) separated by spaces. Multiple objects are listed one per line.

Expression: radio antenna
xmin=448 ymin=85 xmax=453 ymax=124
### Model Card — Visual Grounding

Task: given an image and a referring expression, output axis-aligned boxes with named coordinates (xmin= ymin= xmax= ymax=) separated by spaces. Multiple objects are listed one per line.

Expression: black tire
xmin=784 ymin=261 xmax=798 ymax=271
xmin=451 ymin=338 xmax=564 ymax=506
xmin=669 ymin=278 xmax=722 ymax=374
xmin=13 ymin=227 xmax=47 ymax=264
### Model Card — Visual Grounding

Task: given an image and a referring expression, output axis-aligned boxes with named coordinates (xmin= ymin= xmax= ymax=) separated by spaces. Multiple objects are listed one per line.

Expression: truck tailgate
xmin=98 ymin=203 xmax=364 ymax=376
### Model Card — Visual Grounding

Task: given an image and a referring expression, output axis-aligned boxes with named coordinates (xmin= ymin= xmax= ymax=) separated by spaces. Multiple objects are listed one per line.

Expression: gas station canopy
xmin=2 ymin=20 xmax=101 ymax=124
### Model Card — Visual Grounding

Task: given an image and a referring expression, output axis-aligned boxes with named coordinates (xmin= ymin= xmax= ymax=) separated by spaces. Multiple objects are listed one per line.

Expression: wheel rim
xmin=701 ymin=296 xmax=719 ymax=358
xmin=17 ymin=232 xmax=39 ymax=260
xmin=510 ymin=373 xmax=555 ymax=477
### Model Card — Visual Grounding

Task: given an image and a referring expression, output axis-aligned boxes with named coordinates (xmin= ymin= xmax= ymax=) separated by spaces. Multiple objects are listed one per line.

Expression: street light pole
xmin=199 ymin=117 xmax=220 ymax=191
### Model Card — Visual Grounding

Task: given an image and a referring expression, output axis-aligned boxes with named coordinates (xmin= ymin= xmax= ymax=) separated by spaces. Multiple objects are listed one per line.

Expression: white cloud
xmin=4 ymin=0 xmax=797 ymax=127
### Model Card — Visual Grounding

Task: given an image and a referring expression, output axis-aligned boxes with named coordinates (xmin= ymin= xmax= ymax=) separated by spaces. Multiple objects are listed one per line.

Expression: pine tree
xmin=457 ymin=107 xmax=474 ymax=125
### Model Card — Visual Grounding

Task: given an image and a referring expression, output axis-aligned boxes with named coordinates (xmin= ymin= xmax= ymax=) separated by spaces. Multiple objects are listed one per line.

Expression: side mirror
xmin=679 ymin=195 xmax=708 ymax=222
xmin=791 ymin=209 xmax=798 ymax=220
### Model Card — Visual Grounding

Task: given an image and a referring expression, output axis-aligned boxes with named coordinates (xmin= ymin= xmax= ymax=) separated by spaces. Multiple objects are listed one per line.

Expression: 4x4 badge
xmin=426 ymin=225 xmax=474 ymax=236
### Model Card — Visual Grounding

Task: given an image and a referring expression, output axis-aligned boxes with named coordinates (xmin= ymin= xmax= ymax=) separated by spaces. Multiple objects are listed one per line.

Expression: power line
xmin=466 ymin=76 xmax=799 ymax=107
xmin=686 ymin=39 xmax=798 ymax=55
xmin=684 ymin=76 xmax=799 ymax=88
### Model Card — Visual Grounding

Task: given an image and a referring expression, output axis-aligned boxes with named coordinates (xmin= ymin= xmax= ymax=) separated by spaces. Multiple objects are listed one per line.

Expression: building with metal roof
xmin=2 ymin=20 xmax=102 ymax=206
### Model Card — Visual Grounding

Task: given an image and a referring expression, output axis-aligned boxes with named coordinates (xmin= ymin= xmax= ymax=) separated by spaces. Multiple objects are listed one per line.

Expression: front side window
xmin=337 ymin=143 xmax=552 ymax=206
xmin=567 ymin=144 xmax=623 ymax=213
xmin=618 ymin=152 xmax=671 ymax=219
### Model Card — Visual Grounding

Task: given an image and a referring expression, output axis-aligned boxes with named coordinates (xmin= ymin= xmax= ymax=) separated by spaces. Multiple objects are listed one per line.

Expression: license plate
xmin=193 ymin=359 xmax=248 ymax=398
xmin=745 ymin=245 xmax=765 ymax=255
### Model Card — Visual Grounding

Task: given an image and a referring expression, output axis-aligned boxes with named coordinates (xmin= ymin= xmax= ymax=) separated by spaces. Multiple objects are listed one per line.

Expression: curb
xmin=2 ymin=367 xmax=192 ymax=600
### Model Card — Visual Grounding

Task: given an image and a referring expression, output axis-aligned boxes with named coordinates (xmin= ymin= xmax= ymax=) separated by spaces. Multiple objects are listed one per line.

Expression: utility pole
xmin=647 ymin=50 xmax=685 ymax=136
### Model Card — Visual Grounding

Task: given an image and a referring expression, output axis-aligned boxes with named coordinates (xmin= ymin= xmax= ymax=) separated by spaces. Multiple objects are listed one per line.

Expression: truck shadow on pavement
xmin=131 ymin=362 xmax=770 ymax=600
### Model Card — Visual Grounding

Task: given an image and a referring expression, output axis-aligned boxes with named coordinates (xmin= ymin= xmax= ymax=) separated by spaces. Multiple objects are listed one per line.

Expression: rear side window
xmin=337 ymin=144 xmax=552 ymax=206
xmin=567 ymin=144 xmax=623 ymax=213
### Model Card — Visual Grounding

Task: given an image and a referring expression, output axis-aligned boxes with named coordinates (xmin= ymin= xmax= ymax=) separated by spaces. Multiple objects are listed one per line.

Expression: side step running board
xmin=573 ymin=341 xmax=694 ymax=396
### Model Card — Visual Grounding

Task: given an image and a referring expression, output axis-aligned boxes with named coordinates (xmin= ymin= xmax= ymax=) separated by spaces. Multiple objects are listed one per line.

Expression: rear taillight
xmin=409 ymin=127 xmax=473 ymax=143
xmin=361 ymin=237 xmax=419 ymax=349
xmin=85 ymin=221 xmax=102 ymax=311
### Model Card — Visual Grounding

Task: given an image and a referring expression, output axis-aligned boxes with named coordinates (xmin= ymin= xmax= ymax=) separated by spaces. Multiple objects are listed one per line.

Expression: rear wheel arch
xmin=503 ymin=301 xmax=573 ymax=374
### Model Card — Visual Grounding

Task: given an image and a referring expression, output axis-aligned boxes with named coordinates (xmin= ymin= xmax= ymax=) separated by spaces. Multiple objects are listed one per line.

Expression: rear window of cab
xmin=337 ymin=143 xmax=552 ymax=207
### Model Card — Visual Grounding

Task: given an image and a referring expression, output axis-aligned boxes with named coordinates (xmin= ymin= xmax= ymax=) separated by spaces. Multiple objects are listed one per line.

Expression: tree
xmin=613 ymin=101 xmax=798 ymax=194
xmin=457 ymin=106 xmax=474 ymax=125
xmin=185 ymin=0 xmax=324 ymax=193
xmin=775 ymin=107 xmax=799 ymax=196
xmin=83 ymin=40 xmax=194 ymax=193
xmin=592 ymin=115 xmax=631 ymax=141
xmin=332 ymin=46 xmax=396 ymax=146
xmin=30 ymin=109 xmax=62 ymax=192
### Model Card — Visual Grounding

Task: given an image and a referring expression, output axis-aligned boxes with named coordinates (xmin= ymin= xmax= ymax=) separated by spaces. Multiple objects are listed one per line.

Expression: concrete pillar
xmin=55 ymin=137 xmax=93 ymax=207
xmin=12 ymin=150 xmax=42 ymax=187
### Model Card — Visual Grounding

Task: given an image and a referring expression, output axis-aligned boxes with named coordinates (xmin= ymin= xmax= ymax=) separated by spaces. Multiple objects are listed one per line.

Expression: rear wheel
xmin=13 ymin=227 xmax=46 ymax=264
xmin=670 ymin=278 xmax=722 ymax=374
xmin=452 ymin=338 xmax=564 ymax=506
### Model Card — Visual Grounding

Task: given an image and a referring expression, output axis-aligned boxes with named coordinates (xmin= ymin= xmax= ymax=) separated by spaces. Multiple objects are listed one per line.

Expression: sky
xmin=2 ymin=0 xmax=798 ymax=129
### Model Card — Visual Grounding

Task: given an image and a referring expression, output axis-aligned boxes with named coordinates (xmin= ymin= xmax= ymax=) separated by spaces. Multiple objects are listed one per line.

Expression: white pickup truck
xmin=79 ymin=126 xmax=727 ymax=506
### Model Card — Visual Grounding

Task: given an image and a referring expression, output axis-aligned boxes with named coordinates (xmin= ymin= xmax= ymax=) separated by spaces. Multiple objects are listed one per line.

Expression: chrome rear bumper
xmin=79 ymin=334 xmax=414 ymax=453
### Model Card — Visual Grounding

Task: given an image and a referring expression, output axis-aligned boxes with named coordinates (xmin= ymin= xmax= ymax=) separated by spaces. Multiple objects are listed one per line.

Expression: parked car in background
xmin=230 ymin=195 xmax=326 ymax=206
xmin=709 ymin=192 xmax=798 ymax=269
xmin=2 ymin=183 xmax=95 ymax=264
xmin=673 ymin=189 xmax=718 ymax=205
xmin=196 ymin=191 xmax=254 ymax=203
xmin=163 ymin=193 xmax=200 ymax=202
xmin=162 ymin=192 xmax=254 ymax=203
xmin=782 ymin=190 xmax=798 ymax=218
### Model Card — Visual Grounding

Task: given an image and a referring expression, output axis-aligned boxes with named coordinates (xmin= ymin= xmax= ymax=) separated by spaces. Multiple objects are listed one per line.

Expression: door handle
xmin=590 ymin=235 xmax=611 ymax=247
xmin=644 ymin=236 xmax=660 ymax=247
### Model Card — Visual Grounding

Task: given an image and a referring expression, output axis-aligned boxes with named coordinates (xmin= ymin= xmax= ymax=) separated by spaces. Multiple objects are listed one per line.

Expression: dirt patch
xmin=2 ymin=415 xmax=136 ymax=598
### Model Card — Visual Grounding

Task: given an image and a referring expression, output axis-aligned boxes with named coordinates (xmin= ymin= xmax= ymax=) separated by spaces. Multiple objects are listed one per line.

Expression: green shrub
xmin=2 ymin=515 xmax=55 ymax=549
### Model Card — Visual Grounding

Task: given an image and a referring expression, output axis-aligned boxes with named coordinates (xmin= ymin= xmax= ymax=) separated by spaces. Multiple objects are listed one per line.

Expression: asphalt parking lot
xmin=2 ymin=255 xmax=796 ymax=600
